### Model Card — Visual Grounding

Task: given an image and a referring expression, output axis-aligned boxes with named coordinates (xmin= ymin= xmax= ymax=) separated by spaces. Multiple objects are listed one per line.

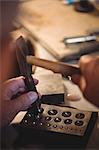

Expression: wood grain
xmin=26 ymin=56 xmax=80 ymax=77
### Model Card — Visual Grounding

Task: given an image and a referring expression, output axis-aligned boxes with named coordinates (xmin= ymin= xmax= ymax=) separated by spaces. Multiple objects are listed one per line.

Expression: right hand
xmin=71 ymin=55 xmax=99 ymax=107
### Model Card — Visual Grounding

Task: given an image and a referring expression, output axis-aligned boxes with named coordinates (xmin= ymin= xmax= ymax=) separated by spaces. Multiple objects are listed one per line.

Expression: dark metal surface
xmin=20 ymin=104 xmax=93 ymax=136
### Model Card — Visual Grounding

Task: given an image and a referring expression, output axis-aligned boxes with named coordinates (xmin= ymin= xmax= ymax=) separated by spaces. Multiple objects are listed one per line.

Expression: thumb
xmin=14 ymin=91 xmax=38 ymax=111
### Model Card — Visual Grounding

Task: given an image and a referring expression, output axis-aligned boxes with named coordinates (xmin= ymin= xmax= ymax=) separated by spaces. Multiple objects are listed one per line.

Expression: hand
xmin=0 ymin=76 xmax=39 ymax=127
xmin=71 ymin=55 xmax=99 ymax=107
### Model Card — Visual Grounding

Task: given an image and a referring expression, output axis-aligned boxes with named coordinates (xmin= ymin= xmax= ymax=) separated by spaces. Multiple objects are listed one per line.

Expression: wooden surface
xmin=34 ymin=73 xmax=64 ymax=95
xmin=12 ymin=0 xmax=99 ymax=114
xmin=16 ymin=0 xmax=99 ymax=59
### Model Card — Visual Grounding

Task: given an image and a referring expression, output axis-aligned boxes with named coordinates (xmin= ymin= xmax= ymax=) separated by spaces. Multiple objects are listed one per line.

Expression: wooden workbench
xmin=16 ymin=0 xmax=99 ymax=59
xmin=6 ymin=1 xmax=99 ymax=149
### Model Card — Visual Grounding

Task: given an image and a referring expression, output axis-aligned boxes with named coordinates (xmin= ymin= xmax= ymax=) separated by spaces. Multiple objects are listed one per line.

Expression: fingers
xmin=2 ymin=76 xmax=25 ymax=100
xmin=79 ymin=55 xmax=99 ymax=68
xmin=3 ymin=76 xmax=39 ymax=100
xmin=79 ymin=55 xmax=93 ymax=81
xmin=71 ymin=55 xmax=93 ymax=91
xmin=32 ymin=75 xmax=39 ymax=85
xmin=13 ymin=91 xmax=38 ymax=111
xmin=1 ymin=91 xmax=38 ymax=127
xmin=71 ymin=55 xmax=99 ymax=106
xmin=79 ymin=55 xmax=99 ymax=73
xmin=71 ymin=55 xmax=99 ymax=85
xmin=79 ymin=55 xmax=99 ymax=84
xmin=71 ymin=74 xmax=81 ymax=85
xmin=4 ymin=76 xmax=25 ymax=89
xmin=71 ymin=74 xmax=86 ymax=92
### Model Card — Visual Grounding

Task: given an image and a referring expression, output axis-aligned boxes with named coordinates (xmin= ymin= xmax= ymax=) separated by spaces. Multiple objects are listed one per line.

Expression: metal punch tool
xmin=15 ymin=36 xmax=42 ymax=115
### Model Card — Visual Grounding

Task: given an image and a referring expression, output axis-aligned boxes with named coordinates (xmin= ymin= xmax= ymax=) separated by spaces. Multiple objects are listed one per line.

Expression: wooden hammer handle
xmin=26 ymin=56 xmax=81 ymax=77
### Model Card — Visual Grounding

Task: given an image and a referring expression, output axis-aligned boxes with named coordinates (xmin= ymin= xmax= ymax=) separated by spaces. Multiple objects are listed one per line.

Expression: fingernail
xmin=27 ymin=91 xmax=38 ymax=102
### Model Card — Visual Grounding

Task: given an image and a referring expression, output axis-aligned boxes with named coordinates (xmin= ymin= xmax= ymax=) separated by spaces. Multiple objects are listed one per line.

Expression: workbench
xmin=2 ymin=0 xmax=99 ymax=149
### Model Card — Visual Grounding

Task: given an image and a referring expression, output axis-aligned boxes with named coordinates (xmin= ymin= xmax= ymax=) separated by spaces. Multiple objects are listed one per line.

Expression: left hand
xmin=1 ymin=76 xmax=39 ymax=127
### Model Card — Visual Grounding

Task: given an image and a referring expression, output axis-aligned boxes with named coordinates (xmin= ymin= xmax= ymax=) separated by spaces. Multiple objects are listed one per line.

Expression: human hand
xmin=71 ymin=55 xmax=99 ymax=107
xmin=1 ymin=76 xmax=39 ymax=127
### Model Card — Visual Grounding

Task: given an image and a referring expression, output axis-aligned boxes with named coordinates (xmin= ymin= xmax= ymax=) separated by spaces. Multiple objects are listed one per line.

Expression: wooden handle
xmin=26 ymin=56 xmax=81 ymax=77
